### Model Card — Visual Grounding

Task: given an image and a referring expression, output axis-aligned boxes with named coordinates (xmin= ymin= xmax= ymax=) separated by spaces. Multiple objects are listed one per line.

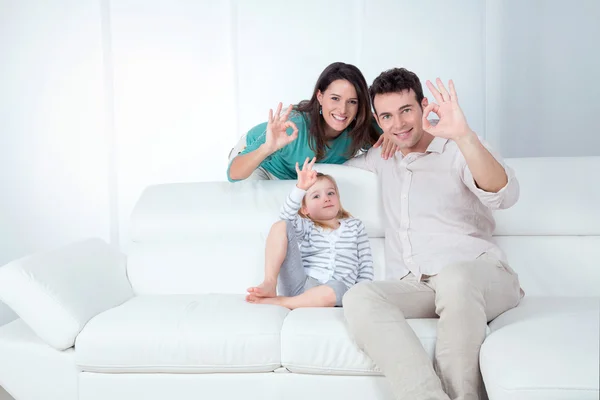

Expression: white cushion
xmin=127 ymin=238 xmax=388 ymax=295
xmin=280 ymin=307 xmax=438 ymax=375
xmin=0 ymin=319 xmax=78 ymax=400
xmin=75 ymin=294 xmax=289 ymax=373
xmin=488 ymin=296 xmax=600 ymax=332
xmin=126 ymin=238 xmax=267 ymax=295
xmin=129 ymin=158 xmax=600 ymax=241
xmin=0 ymin=300 xmax=16 ymax=327
xmin=481 ymin=297 xmax=600 ymax=400
xmin=127 ymin=164 xmax=385 ymax=295
xmin=493 ymin=236 xmax=600 ymax=297
xmin=126 ymin=157 xmax=600 ymax=297
xmin=78 ymin=372 xmax=395 ymax=400
xmin=130 ymin=164 xmax=384 ymax=242
xmin=0 ymin=238 xmax=133 ymax=350
xmin=494 ymin=157 xmax=600 ymax=236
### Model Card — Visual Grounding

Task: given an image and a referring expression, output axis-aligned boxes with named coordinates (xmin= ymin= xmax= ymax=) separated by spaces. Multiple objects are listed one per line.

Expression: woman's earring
xmin=319 ymin=105 xmax=322 ymax=115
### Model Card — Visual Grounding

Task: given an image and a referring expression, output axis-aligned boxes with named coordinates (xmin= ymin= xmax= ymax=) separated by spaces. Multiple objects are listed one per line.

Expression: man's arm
xmin=422 ymin=78 xmax=506 ymax=190
xmin=455 ymin=131 xmax=507 ymax=193
xmin=455 ymin=136 xmax=520 ymax=210
xmin=422 ymin=78 xmax=518 ymax=209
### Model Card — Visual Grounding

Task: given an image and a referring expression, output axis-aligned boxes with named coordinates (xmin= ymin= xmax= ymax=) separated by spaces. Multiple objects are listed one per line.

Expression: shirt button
xmin=402 ymin=194 xmax=408 ymax=199
xmin=403 ymin=234 xmax=408 ymax=239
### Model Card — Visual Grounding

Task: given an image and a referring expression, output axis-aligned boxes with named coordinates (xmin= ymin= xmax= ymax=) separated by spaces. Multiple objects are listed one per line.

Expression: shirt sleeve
xmin=458 ymin=138 xmax=520 ymax=210
xmin=279 ymin=185 xmax=313 ymax=237
xmin=238 ymin=122 xmax=268 ymax=156
xmin=355 ymin=220 xmax=374 ymax=282
xmin=226 ymin=121 xmax=269 ymax=182
xmin=344 ymin=146 xmax=382 ymax=173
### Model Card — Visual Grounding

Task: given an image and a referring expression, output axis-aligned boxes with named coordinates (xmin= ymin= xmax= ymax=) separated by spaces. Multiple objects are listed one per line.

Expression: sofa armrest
xmin=0 ymin=238 xmax=133 ymax=350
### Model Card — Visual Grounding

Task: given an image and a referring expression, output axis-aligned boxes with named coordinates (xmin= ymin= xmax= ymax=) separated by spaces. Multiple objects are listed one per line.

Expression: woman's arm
xmin=229 ymin=144 xmax=274 ymax=181
xmin=227 ymin=103 xmax=298 ymax=182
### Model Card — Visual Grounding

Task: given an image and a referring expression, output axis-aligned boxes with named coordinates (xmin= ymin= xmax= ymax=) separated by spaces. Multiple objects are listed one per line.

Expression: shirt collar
xmin=426 ymin=136 xmax=449 ymax=154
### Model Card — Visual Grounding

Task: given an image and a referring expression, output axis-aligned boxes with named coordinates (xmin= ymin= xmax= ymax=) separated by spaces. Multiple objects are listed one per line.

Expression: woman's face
xmin=317 ymin=79 xmax=359 ymax=137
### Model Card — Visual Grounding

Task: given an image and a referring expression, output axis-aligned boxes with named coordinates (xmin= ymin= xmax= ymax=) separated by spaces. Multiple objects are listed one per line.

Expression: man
xmin=343 ymin=68 xmax=524 ymax=400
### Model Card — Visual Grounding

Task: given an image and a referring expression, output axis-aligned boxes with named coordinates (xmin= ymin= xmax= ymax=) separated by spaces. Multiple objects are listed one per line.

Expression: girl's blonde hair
xmin=298 ymin=173 xmax=352 ymax=228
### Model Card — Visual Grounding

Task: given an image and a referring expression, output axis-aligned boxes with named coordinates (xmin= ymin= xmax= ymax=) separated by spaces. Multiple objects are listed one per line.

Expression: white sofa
xmin=0 ymin=157 xmax=598 ymax=400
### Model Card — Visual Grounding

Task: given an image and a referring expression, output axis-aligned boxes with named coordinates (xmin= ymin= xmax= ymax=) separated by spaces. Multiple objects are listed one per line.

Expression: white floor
xmin=0 ymin=386 xmax=14 ymax=400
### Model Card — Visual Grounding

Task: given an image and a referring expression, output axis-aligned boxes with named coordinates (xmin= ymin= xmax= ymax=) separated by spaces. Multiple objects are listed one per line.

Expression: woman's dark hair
xmin=295 ymin=62 xmax=379 ymax=160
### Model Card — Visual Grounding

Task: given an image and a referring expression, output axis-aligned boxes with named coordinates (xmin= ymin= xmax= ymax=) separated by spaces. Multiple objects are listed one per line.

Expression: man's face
xmin=373 ymin=89 xmax=428 ymax=154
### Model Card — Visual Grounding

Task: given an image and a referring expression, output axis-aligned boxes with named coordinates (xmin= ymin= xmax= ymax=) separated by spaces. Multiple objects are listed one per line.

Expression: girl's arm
xmin=279 ymin=185 xmax=308 ymax=228
xmin=279 ymin=157 xmax=318 ymax=236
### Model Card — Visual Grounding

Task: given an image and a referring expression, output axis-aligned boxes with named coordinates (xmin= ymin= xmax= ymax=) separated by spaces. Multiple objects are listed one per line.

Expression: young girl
xmin=246 ymin=157 xmax=374 ymax=309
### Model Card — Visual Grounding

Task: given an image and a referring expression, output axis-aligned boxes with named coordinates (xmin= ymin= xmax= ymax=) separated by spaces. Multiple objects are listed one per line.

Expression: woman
xmin=227 ymin=62 xmax=396 ymax=182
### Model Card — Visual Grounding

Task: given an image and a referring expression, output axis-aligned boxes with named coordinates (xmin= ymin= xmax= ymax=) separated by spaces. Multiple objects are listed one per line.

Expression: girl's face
xmin=317 ymin=79 xmax=359 ymax=137
xmin=301 ymin=178 xmax=340 ymax=221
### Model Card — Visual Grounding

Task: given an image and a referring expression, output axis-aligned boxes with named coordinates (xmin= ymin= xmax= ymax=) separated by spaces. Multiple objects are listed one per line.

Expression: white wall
xmin=0 ymin=1 xmax=110 ymax=266
xmin=361 ymin=0 xmax=487 ymax=138
xmin=0 ymin=0 xmax=598 ymax=260
xmin=108 ymin=0 xmax=237 ymax=247
xmin=235 ymin=0 xmax=486 ymax=145
xmin=485 ymin=0 xmax=600 ymax=157
xmin=0 ymin=3 xmax=110 ymax=393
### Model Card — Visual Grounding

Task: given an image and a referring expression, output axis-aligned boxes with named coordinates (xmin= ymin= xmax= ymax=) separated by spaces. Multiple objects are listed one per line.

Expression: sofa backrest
xmin=126 ymin=157 xmax=600 ymax=297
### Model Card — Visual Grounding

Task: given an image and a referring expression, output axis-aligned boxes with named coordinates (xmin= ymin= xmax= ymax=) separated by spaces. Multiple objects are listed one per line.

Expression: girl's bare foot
xmin=246 ymin=280 xmax=276 ymax=302
xmin=247 ymin=295 xmax=290 ymax=309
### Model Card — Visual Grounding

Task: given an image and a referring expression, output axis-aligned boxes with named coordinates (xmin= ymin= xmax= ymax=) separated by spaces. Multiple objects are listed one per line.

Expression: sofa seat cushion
xmin=280 ymin=307 xmax=439 ymax=375
xmin=75 ymin=294 xmax=289 ymax=373
xmin=481 ymin=297 xmax=600 ymax=400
